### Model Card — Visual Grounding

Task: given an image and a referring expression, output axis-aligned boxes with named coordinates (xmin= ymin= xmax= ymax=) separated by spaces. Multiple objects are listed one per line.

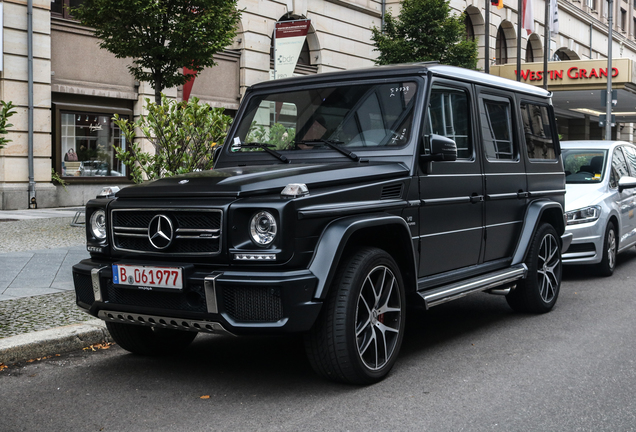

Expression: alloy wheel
xmin=538 ymin=233 xmax=560 ymax=303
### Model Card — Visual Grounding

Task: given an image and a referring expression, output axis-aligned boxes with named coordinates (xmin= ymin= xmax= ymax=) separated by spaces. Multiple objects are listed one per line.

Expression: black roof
xmin=250 ymin=63 xmax=551 ymax=98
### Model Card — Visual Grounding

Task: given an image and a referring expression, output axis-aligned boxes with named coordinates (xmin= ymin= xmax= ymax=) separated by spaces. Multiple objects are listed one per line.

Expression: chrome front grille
xmin=111 ymin=208 xmax=222 ymax=256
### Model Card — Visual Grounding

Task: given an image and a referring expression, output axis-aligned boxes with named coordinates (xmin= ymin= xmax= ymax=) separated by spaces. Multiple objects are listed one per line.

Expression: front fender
xmin=308 ymin=214 xmax=417 ymax=300
xmin=512 ymin=200 xmax=566 ymax=266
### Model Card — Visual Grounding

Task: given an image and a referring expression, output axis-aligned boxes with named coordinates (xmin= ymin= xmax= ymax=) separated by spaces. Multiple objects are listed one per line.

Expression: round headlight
xmin=90 ymin=209 xmax=107 ymax=241
xmin=249 ymin=211 xmax=277 ymax=246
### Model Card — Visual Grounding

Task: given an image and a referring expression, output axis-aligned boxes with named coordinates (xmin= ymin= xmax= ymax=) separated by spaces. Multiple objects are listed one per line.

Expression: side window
xmin=610 ymin=147 xmax=630 ymax=189
xmin=427 ymin=86 xmax=472 ymax=159
xmin=521 ymin=103 xmax=557 ymax=160
xmin=480 ymin=97 xmax=515 ymax=161
xmin=622 ymin=145 xmax=636 ymax=177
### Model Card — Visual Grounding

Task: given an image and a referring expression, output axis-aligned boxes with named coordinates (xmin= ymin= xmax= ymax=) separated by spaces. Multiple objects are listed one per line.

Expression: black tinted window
xmin=521 ymin=103 xmax=557 ymax=160
xmin=480 ymin=98 xmax=515 ymax=160
xmin=427 ymin=86 xmax=472 ymax=159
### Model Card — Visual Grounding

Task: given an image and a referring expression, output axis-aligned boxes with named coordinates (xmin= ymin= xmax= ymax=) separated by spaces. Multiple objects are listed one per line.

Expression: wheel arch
xmin=511 ymin=200 xmax=565 ymax=266
xmin=309 ymin=214 xmax=417 ymax=300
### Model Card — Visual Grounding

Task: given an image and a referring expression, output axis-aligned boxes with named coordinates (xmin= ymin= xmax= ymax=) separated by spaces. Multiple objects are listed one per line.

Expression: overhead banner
xmin=274 ymin=19 xmax=311 ymax=79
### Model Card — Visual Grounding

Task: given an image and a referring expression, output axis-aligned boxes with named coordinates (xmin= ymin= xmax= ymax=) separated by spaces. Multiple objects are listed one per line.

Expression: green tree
xmin=71 ymin=0 xmax=241 ymax=105
xmin=114 ymin=95 xmax=231 ymax=183
xmin=371 ymin=0 xmax=478 ymax=69
xmin=0 ymin=101 xmax=16 ymax=150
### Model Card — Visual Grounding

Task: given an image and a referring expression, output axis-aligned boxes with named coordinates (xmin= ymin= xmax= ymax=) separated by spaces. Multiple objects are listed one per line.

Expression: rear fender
xmin=309 ymin=214 xmax=417 ymax=300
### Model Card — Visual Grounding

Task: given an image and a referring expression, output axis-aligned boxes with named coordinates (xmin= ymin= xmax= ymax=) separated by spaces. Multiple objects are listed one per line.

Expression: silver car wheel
xmin=537 ymin=232 xmax=560 ymax=303
xmin=607 ymin=228 xmax=616 ymax=270
xmin=355 ymin=265 xmax=402 ymax=371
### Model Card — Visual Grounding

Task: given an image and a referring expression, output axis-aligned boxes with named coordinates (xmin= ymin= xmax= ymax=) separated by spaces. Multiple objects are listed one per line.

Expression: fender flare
xmin=511 ymin=200 xmax=566 ymax=266
xmin=308 ymin=214 xmax=417 ymax=300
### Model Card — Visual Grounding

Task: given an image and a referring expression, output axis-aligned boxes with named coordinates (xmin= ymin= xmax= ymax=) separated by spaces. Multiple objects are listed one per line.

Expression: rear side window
xmin=521 ymin=103 xmax=557 ymax=160
xmin=480 ymin=97 xmax=515 ymax=161
xmin=427 ymin=86 xmax=472 ymax=159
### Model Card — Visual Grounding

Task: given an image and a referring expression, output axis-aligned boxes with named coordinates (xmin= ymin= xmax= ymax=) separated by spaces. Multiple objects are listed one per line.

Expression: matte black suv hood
xmin=115 ymin=162 xmax=409 ymax=198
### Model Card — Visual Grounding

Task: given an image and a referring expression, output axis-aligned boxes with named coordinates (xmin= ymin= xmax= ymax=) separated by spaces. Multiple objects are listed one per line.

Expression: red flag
xmin=522 ymin=0 xmax=534 ymax=35
xmin=183 ymin=66 xmax=197 ymax=102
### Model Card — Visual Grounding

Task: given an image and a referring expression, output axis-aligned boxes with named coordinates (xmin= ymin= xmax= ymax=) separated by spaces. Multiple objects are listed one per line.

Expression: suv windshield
xmin=230 ymin=80 xmax=418 ymax=156
xmin=563 ymin=149 xmax=607 ymax=183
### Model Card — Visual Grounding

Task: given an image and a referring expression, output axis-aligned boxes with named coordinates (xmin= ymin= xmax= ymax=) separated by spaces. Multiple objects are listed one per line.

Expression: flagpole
xmin=516 ymin=0 xmax=522 ymax=81
xmin=606 ymin=0 xmax=613 ymax=140
xmin=543 ymin=0 xmax=549 ymax=90
xmin=485 ymin=0 xmax=490 ymax=74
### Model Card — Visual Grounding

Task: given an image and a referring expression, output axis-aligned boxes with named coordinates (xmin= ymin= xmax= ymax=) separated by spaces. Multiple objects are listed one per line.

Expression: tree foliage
xmin=371 ymin=0 xmax=478 ymax=69
xmin=72 ymin=0 xmax=241 ymax=104
xmin=0 ymin=101 xmax=16 ymax=150
xmin=114 ymin=95 xmax=231 ymax=183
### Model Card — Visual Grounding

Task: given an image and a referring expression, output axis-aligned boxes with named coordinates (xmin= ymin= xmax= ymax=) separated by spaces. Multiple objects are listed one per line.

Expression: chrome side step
xmin=418 ymin=264 xmax=527 ymax=309
xmin=98 ymin=310 xmax=235 ymax=336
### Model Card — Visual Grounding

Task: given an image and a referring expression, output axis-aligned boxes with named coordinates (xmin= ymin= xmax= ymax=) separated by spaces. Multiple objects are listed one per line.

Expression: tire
xmin=304 ymin=247 xmax=406 ymax=384
xmin=596 ymin=221 xmax=617 ymax=277
xmin=506 ymin=223 xmax=562 ymax=314
xmin=106 ymin=321 xmax=197 ymax=356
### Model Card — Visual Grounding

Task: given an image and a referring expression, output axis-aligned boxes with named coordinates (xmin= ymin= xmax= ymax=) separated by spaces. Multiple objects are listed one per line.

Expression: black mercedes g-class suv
xmin=73 ymin=64 xmax=571 ymax=384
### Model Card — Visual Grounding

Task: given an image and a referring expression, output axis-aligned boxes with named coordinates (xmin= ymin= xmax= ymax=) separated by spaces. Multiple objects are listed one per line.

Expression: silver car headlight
xmin=566 ymin=206 xmax=601 ymax=225
xmin=249 ymin=211 xmax=277 ymax=246
xmin=89 ymin=209 xmax=107 ymax=240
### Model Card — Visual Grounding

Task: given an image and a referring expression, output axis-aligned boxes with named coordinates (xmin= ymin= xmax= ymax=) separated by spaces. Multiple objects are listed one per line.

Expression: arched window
xmin=496 ymin=26 xmax=508 ymax=64
xmin=525 ymin=40 xmax=534 ymax=62
xmin=464 ymin=13 xmax=475 ymax=41
xmin=554 ymin=49 xmax=571 ymax=61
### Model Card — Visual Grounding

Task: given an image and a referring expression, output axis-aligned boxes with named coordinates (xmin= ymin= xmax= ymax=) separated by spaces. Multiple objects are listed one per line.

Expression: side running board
xmin=417 ymin=264 xmax=527 ymax=309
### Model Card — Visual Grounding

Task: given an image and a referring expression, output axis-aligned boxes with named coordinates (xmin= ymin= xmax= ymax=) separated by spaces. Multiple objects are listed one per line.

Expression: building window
xmin=633 ymin=17 xmax=636 ymax=38
xmin=60 ymin=111 xmax=128 ymax=178
xmin=587 ymin=0 xmax=597 ymax=10
xmin=51 ymin=0 xmax=84 ymax=20
xmin=464 ymin=14 xmax=475 ymax=41
xmin=496 ymin=26 xmax=508 ymax=65
xmin=621 ymin=9 xmax=627 ymax=31
xmin=525 ymin=40 xmax=534 ymax=62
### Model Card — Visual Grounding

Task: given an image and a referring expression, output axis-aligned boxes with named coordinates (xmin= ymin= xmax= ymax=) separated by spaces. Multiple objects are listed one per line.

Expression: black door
xmin=418 ymin=80 xmax=484 ymax=277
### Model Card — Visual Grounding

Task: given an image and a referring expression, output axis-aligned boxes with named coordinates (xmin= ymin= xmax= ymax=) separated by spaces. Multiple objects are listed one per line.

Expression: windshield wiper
xmin=234 ymin=142 xmax=290 ymax=163
xmin=297 ymin=139 xmax=360 ymax=162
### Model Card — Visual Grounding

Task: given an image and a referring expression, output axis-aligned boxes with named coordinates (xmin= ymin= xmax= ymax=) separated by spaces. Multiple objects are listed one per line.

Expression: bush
xmin=114 ymin=95 xmax=231 ymax=183
xmin=0 ymin=101 xmax=16 ymax=150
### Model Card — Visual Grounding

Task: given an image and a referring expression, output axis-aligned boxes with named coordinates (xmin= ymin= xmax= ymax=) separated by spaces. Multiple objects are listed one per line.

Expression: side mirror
xmin=420 ymin=134 xmax=457 ymax=162
xmin=212 ymin=144 xmax=224 ymax=163
xmin=618 ymin=176 xmax=636 ymax=192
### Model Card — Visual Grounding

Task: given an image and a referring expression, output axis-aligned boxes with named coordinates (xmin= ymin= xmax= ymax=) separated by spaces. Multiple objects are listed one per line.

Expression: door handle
xmin=517 ymin=191 xmax=529 ymax=199
xmin=470 ymin=194 xmax=484 ymax=203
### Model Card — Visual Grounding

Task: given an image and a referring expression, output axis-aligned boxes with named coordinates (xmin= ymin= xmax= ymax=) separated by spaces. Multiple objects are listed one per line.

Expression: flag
xmin=550 ymin=0 xmax=559 ymax=36
xmin=522 ymin=0 xmax=534 ymax=35
xmin=491 ymin=0 xmax=504 ymax=9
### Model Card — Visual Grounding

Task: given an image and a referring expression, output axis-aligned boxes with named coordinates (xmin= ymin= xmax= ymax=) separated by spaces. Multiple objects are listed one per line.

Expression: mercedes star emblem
xmin=148 ymin=214 xmax=174 ymax=250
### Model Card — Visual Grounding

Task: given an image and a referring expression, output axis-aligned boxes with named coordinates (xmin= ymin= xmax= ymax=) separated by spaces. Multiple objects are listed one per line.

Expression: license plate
xmin=112 ymin=264 xmax=183 ymax=290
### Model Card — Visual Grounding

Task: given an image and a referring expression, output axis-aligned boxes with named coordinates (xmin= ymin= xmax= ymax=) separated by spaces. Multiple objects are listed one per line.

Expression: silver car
xmin=562 ymin=140 xmax=636 ymax=275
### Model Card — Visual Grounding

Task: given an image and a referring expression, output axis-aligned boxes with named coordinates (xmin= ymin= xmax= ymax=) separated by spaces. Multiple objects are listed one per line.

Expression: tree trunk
xmin=154 ymin=73 xmax=163 ymax=105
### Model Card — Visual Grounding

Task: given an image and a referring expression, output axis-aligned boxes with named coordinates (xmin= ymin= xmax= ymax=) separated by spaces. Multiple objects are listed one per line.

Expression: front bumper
xmin=72 ymin=258 xmax=323 ymax=336
xmin=562 ymin=219 xmax=604 ymax=265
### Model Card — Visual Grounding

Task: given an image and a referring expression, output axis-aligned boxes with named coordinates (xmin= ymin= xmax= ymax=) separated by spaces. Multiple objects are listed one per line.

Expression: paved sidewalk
xmin=0 ymin=210 xmax=111 ymax=364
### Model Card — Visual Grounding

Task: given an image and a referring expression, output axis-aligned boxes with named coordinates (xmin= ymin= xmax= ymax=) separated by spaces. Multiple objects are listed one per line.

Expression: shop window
xmin=51 ymin=0 xmax=84 ymax=20
xmin=61 ymin=111 xmax=128 ymax=179
xmin=521 ymin=103 xmax=557 ymax=160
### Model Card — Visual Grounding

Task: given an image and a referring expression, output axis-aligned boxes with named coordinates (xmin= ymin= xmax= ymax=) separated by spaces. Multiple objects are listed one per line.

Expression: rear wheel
xmin=304 ymin=247 xmax=406 ymax=384
xmin=596 ymin=221 xmax=617 ymax=277
xmin=106 ymin=321 xmax=197 ymax=356
xmin=506 ymin=223 xmax=562 ymax=313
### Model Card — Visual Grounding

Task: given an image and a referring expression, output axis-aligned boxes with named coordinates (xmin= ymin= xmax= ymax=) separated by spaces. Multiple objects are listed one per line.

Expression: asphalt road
xmin=3 ymin=251 xmax=636 ymax=432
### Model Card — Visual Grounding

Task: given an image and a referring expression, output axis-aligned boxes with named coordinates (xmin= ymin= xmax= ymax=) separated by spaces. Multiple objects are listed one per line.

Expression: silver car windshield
xmin=563 ymin=149 xmax=608 ymax=184
xmin=231 ymin=81 xmax=417 ymax=154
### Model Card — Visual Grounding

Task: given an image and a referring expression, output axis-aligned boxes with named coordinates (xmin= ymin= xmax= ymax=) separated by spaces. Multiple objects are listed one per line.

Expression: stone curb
xmin=0 ymin=319 xmax=112 ymax=364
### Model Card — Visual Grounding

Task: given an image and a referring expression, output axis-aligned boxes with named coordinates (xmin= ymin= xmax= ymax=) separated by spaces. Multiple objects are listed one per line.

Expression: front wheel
xmin=304 ymin=247 xmax=406 ymax=384
xmin=106 ymin=321 xmax=197 ymax=356
xmin=506 ymin=223 xmax=562 ymax=313
xmin=596 ymin=221 xmax=617 ymax=277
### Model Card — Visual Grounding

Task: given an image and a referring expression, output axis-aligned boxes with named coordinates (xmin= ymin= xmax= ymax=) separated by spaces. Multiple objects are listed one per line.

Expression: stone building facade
xmin=0 ymin=0 xmax=635 ymax=209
